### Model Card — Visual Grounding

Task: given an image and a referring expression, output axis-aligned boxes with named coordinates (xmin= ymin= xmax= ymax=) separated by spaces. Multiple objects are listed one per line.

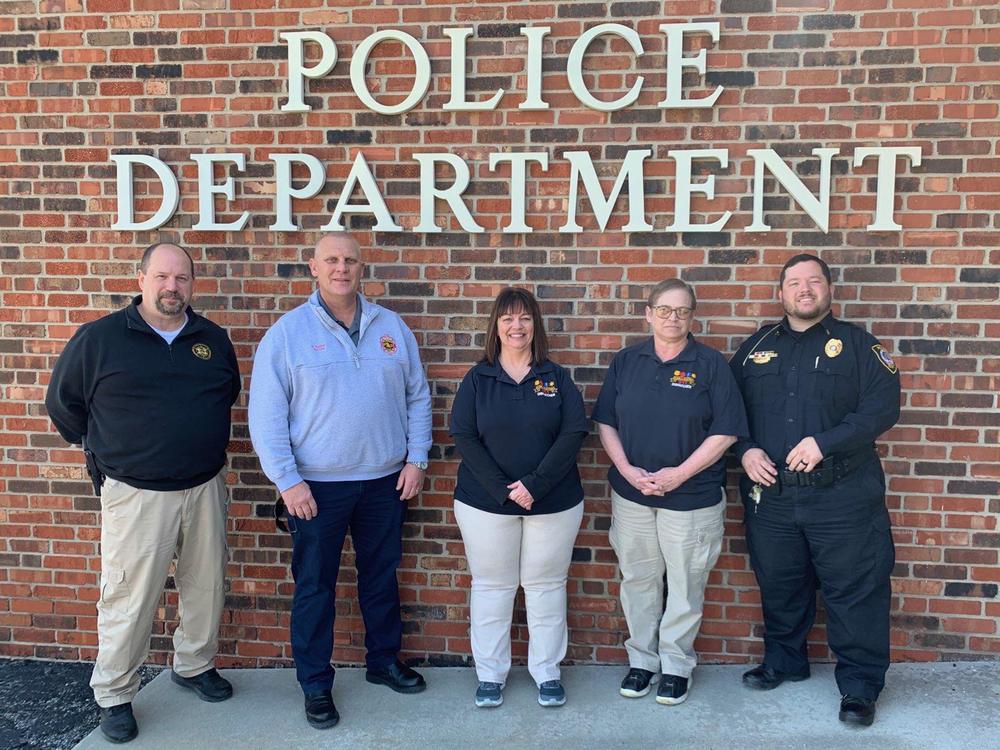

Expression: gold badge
xmin=824 ymin=339 xmax=843 ymax=358
xmin=750 ymin=350 xmax=777 ymax=365
xmin=192 ymin=343 xmax=211 ymax=360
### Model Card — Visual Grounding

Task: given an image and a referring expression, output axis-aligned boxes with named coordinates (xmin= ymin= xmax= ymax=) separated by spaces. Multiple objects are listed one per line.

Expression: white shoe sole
xmin=538 ymin=696 xmax=566 ymax=707
xmin=619 ymin=684 xmax=652 ymax=698
xmin=655 ymin=675 xmax=691 ymax=705
xmin=475 ymin=695 xmax=503 ymax=708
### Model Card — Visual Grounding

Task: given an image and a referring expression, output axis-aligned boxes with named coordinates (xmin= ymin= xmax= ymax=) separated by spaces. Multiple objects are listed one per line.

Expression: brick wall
xmin=2 ymin=0 xmax=998 ymax=668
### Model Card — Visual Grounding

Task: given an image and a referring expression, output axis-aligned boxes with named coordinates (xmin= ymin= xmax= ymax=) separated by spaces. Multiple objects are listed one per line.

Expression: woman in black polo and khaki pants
xmin=450 ymin=288 xmax=588 ymax=710
xmin=593 ymin=278 xmax=748 ymax=706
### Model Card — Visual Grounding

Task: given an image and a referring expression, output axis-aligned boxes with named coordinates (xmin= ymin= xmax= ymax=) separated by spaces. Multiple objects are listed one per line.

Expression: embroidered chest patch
xmin=192 ymin=343 xmax=211 ymax=360
xmin=750 ymin=350 xmax=778 ymax=365
xmin=670 ymin=370 xmax=697 ymax=389
xmin=380 ymin=335 xmax=397 ymax=354
xmin=534 ymin=379 xmax=558 ymax=397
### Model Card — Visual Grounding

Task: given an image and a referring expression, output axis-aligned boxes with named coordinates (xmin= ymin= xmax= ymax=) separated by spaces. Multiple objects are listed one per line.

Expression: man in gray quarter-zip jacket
xmin=248 ymin=233 xmax=432 ymax=730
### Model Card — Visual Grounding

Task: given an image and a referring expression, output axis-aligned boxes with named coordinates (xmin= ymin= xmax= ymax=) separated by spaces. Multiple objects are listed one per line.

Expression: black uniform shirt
xmin=729 ymin=313 xmax=901 ymax=465
xmin=450 ymin=359 xmax=588 ymax=515
xmin=592 ymin=335 xmax=749 ymax=511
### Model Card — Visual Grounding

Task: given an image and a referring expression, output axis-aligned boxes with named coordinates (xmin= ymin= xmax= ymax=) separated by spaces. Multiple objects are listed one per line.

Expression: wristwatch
xmin=408 ymin=460 xmax=429 ymax=471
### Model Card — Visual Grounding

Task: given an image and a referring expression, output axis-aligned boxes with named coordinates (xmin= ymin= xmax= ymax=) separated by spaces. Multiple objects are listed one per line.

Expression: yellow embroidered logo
xmin=380 ymin=335 xmax=397 ymax=354
xmin=750 ymin=351 xmax=777 ymax=365
xmin=533 ymin=379 xmax=558 ymax=397
xmin=670 ymin=370 xmax=697 ymax=389
xmin=192 ymin=343 xmax=211 ymax=360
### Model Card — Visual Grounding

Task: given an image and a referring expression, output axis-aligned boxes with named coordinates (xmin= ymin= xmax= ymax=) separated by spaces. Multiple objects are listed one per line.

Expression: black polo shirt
xmin=450 ymin=359 xmax=588 ymax=516
xmin=592 ymin=335 xmax=748 ymax=510
xmin=729 ymin=313 xmax=901 ymax=465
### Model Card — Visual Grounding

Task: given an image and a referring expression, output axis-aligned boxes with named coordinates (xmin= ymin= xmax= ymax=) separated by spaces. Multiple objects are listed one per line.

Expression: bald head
xmin=313 ymin=232 xmax=360 ymax=260
xmin=310 ymin=233 xmax=363 ymax=303
xmin=140 ymin=241 xmax=195 ymax=278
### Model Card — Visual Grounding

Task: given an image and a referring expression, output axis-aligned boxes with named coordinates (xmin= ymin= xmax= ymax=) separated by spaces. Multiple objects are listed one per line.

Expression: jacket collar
xmin=125 ymin=295 xmax=204 ymax=337
xmin=308 ymin=290 xmax=380 ymax=340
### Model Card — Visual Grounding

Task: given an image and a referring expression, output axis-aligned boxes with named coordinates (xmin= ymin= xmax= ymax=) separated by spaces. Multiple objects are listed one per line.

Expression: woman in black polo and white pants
xmin=593 ymin=278 xmax=748 ymax=706
xmin=450 ymin=288 xmax=588 ymax=709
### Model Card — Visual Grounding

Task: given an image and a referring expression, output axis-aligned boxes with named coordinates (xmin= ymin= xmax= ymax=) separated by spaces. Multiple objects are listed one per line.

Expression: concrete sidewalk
xmin=74 ymin=662 xmax=999 ymax=750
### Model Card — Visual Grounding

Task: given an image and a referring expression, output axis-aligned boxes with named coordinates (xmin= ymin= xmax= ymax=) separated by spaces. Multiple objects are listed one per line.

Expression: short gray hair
xmin=647 ymin=278 xmax=696 ymax=311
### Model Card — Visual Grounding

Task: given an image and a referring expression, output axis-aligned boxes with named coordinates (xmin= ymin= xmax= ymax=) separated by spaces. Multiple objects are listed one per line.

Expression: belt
xmin=777 ymin=447 xmax=876 ymax=490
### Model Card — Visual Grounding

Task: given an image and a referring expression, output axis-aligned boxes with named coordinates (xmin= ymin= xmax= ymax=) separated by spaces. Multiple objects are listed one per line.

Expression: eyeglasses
xmin=651 ymin=305 xmax=693 ymax=320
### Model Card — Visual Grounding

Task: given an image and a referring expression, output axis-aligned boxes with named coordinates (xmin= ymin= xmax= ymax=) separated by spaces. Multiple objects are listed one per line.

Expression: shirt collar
xmin=479 ymin=358 xmax=554 ymax=384
xmin=638 ymin=334 xmax=698 ymax=365
xmin=778 ymin=311 xmax=836 ymax=338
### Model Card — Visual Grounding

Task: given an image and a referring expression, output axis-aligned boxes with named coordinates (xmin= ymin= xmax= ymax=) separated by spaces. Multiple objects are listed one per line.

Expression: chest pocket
xmin=805 ymin=355 xmax=856 ymax=410
xmin=742 ymin=358 xmax=782 ymax=409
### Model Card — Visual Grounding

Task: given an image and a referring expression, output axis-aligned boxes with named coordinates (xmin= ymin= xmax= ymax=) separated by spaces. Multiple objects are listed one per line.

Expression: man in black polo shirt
xmin=46 ymin=242 xmax=241 ymax=743
xmin=729 ymin=254 xmax=900 ymax=727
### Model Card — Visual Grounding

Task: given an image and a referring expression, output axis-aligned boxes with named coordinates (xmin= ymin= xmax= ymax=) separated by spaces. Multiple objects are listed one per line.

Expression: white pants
xmin=91 ymin=473 xmax=229 ymax=707
xmin=609 ymin=489 xmax=725 ymax=678
xmin=454 ymin=500 xmax=583 ymax=686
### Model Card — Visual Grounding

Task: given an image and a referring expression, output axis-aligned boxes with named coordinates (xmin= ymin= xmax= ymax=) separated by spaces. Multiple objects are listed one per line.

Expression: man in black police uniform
xmin=729 ymin=254 xmax=900 ymax=727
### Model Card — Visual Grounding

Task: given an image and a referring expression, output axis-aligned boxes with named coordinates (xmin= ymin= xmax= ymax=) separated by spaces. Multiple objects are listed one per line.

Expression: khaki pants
xmin=609 ymin=489 xmax=725 ymax=678
xmin=454 ymin=500 xmax=583 ymax=686
xmin=91 ymin=472 xmax=229 ymax=707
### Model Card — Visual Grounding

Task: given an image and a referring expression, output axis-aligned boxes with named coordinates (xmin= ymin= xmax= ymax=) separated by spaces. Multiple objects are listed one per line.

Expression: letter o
xmin=350 ymin=30 xmax=431 ymax=115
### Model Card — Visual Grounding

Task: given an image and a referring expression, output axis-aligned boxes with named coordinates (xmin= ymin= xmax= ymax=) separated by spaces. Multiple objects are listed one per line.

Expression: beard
xmin=783 ymin=294 xmax=829 ymax=321
xmin=155 ymin=291 xmax=186 ymax=316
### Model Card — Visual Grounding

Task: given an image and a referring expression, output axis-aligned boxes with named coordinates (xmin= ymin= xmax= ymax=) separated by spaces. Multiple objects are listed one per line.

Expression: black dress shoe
xmin=365 ymin=659 xmax=427 ymax=694
xmin=304 ymin=690 xmax=340 ymax=729
xmin=742 ymin=664 xmax=810 ymax=691
xmin=99 ymin=703 xmax=138 ymax=744
xmin=171 ymin=668 xmax=233 ymax=702
xmin=839 ymin=695 xmax=876 ymax=727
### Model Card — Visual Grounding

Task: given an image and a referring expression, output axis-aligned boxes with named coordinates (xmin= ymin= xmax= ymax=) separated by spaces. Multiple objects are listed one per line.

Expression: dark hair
xmin=647 ymin=278 xmax=696 ymax=311
xmin=779 ymin=254 xmax=831 ymax=286
xmin=482 ymin=287 xmax=549 ymax=366
xmin=139 ymin=241 xmax=195 ymax=278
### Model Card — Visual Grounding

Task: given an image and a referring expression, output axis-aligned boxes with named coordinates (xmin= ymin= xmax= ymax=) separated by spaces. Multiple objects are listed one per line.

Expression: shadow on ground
xmin=0 ymin=659 xmax=161 ymax=750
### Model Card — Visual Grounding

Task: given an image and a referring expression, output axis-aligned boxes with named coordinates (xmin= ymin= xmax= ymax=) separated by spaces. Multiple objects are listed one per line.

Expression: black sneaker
xmin=171 ymin=668 xmax=233 ymax=702
xmin=655 ymin=674 xmax=689 ymax=705
xmin=474 ymin=681 xmax=504 ymax=708
xmin=304 ymin=690 xmax=340 ymax=729
xmin=537 ymin=680 xmax=566 ymax=707
xmin=619 ymin=668 xmax=655 ymax=698
xmin=98 ymin=703 xmax=138 ymax=744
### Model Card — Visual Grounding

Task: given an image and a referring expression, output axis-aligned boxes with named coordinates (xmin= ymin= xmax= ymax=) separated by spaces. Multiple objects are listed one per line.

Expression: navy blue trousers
xmin=741 ymin=460 xmax=895 ymax=700
xmin=289 ymin=472 xmax=404 ymax=693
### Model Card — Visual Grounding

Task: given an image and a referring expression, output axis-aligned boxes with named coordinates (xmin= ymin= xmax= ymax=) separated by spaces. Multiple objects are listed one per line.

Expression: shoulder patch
xmin=872 ymin=344 xmax=897 ymax=374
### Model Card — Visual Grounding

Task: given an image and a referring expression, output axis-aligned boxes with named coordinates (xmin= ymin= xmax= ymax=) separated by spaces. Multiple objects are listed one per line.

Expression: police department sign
xmin=111 ymin=23 xmax=923 ymax=235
